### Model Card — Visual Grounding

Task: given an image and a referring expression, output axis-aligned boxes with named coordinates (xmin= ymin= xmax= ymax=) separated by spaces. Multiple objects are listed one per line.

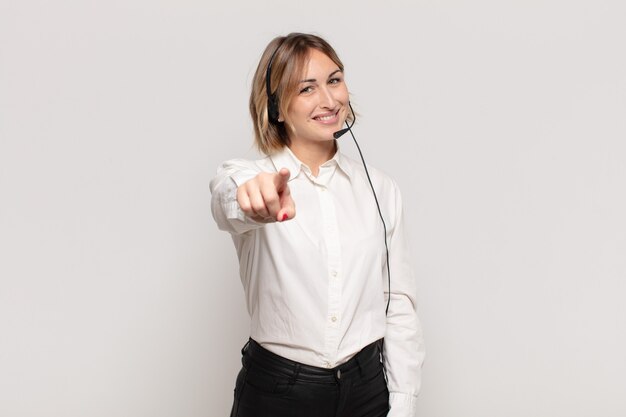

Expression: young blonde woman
xmin=210 ymin=33 xmax=424 ymax=417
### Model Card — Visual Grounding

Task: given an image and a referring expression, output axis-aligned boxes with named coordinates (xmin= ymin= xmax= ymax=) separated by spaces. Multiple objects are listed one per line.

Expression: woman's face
xmin=285 ymin=48 xmax=349 ymax=145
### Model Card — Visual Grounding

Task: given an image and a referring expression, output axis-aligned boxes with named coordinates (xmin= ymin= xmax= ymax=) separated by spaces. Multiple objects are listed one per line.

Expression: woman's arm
xmin=383 ymin=180 xmax=426 ymax=417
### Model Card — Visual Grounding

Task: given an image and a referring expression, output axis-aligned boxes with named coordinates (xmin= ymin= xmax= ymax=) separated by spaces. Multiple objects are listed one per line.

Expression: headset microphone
xmin=333 ymin=102 xmax=356 ymax=139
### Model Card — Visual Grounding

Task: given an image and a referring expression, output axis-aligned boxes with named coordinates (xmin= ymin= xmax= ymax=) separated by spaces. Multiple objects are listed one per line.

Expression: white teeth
xmin=316 ymin=114 xmax=335 ymax=121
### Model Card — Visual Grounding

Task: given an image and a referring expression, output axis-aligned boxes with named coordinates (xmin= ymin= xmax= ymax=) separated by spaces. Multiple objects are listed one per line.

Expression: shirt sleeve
xmin=383 ymin=180 xmax=426 ymax=417
xmin=209 ymin=158 xmax=265 ymax=235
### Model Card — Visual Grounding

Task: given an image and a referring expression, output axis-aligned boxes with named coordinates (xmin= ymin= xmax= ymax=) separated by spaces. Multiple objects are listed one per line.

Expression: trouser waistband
xmin=242 ymin=339 xmax=383 ymax=383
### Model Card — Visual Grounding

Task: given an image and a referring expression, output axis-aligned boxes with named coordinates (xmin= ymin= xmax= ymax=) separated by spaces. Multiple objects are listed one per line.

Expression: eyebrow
xmin=299 ymin=69 xmax=343 ymax=83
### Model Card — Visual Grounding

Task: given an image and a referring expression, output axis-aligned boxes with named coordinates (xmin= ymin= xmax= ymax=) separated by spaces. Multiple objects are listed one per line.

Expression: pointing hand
xmin=237 ymin=168 xmax=296 ymax=223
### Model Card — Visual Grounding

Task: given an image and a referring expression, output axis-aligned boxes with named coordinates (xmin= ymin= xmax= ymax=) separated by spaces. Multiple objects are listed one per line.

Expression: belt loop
xmin=290 ymin=363 xmax=300 ymax=384
xmin=240 ymin=339 xmax=252 ymax=370
xmin=241 ymin=339 xmax=251 ymax=356
xmin=355 ymin=350 xmax=364 ymax=378
xmin=377 ymin=339 xmax=385 ymax=364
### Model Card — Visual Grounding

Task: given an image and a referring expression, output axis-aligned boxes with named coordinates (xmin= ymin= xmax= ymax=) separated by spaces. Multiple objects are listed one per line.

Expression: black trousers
xmin=230 ymin=339 xmax=389 ymax=417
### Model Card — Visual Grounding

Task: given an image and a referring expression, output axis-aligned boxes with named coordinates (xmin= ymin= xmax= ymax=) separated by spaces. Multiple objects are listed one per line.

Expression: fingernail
xmin=281 ymin=213 xmax=288 ymax=221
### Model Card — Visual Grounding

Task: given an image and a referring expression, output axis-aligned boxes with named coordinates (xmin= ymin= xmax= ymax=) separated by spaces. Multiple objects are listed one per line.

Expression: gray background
xmin=1 ymin=1 xmax=625 ymax=416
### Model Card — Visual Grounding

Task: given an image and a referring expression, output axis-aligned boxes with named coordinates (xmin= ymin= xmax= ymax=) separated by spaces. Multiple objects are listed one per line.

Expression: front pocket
xmin=244 ymin=367 xmax=294 ymax=397
xmin=353 ymin=367 xmax=386 ymax=388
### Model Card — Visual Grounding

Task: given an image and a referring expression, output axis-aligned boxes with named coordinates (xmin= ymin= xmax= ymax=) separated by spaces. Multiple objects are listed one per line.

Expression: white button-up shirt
xmin=210 ymin=146 xmax=425 ymax=417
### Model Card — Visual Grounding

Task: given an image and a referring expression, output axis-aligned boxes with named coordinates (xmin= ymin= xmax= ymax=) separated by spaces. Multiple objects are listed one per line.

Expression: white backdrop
xmin=1 ymin=1 xmax=625 ymax=416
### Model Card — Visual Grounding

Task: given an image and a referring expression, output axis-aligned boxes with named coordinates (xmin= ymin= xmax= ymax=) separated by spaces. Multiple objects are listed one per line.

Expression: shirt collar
xmin=269 ymin=147 xmax=304 ymax=182
xmin=333 ymin=143 xmax=353 ymax=179
xmin=269 ymin=144 xmax=353 ymax=181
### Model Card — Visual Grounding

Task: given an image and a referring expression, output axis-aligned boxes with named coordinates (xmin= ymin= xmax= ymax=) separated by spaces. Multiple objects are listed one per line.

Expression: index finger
xmin=273 ymin=168 xmax=291 ymax=192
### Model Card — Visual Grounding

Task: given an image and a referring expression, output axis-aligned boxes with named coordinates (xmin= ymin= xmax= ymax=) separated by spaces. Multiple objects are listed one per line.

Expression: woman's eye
xmin=299 ymin=86 xmax=314 ymax=94
xmin=329 ymin=78 xmax=342 ymax=85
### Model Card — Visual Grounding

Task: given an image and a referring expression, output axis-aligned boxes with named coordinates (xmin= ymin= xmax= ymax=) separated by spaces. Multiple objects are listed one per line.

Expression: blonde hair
xmin=249 ymin=33 xmax=348 ymax=155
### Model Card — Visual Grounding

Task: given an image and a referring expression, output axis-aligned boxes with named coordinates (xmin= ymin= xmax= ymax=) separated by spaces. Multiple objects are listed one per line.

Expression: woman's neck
xmin=288 ymin=140 xmax=337 ymax=177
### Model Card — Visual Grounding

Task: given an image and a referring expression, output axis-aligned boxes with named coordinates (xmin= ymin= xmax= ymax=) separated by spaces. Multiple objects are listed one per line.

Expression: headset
xmin=265 ymin=39 xmax=392 ymax=316
xmin=266 ymin=45 xmax=282 ymax=124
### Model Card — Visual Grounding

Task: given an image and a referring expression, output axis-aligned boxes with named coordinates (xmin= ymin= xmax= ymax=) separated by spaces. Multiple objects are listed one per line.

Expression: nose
xmin=318 ymin=85 xmax=338 ymax=109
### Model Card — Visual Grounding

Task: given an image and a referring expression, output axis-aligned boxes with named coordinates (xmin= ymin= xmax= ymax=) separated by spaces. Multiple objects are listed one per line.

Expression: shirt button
xmin=331 ymin=316 xmax=337 ymax=322
xmin=331 ymin=271 xmax=338 ymax=278
xmin=325 ymin=361 xmax=332 ymax=368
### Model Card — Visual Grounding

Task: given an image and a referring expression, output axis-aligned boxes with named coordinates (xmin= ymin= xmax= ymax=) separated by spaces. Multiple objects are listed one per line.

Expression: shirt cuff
xmin=388 ymin=392 xmax=418 ymax=417
xmin=223 ymin=200 xmax=247 ymax=222
xmin=218 ymin=178 xmax=266 ymax=230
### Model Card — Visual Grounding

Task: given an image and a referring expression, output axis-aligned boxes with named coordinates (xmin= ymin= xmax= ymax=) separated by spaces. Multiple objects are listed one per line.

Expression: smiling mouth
xmin=313 ymin=109 xmax=340 ymax=124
